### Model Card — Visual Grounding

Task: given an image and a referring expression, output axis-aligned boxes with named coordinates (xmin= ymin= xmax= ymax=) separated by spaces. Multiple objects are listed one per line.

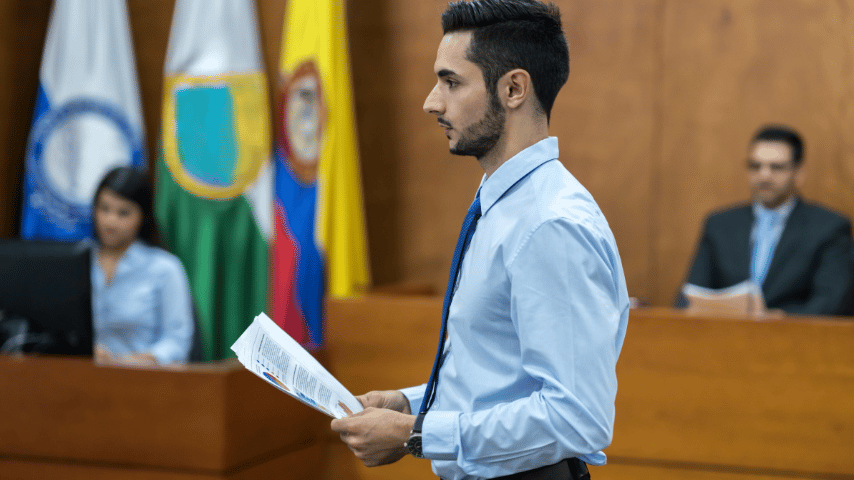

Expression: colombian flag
xmin=273 ymin=0 xmax=370 ymax=348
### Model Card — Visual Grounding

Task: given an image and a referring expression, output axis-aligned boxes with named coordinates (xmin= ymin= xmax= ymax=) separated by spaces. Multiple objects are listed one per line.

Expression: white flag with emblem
xmin=21 ymin=0 xmax=145 ymax=240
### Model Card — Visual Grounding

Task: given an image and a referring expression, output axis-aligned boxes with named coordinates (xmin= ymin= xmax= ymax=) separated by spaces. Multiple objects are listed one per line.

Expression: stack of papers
xmin=682 ymin=281 xmax=766 ymax=317
xmin=231 ymin=313 xmax=363 ymax=418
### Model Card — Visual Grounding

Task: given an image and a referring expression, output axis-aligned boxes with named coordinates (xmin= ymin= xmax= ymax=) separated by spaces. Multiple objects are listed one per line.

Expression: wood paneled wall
xmin=351 ymin=0 xmax=854 ymax=306
xmin=0 ymin=1 xmax=51 ymax=238
xmin=1 ymin=0 xmax=853 ymax=306
xmin=655 ymin=0 xmax=854 ymax=306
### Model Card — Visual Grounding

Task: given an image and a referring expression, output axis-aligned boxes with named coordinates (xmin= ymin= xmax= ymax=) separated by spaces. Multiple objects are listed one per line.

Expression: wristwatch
xmin=405 ymin=412 xmax=426 ymax=458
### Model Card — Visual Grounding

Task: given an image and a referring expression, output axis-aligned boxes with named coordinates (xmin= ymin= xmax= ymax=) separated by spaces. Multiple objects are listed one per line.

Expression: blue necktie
xmin=751 ymin=210 xmax=779 ymax=286
xmin=419 ymin=193 xmax=481 ymax=415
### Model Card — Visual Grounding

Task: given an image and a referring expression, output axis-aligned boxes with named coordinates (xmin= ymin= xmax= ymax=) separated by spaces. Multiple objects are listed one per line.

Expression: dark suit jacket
xmin=681 ymin=199 xmax=854 ymax=316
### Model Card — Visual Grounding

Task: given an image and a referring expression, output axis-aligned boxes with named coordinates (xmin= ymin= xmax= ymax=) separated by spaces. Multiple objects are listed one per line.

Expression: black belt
xmin=492 ymin=457 xmax=590 ymax=480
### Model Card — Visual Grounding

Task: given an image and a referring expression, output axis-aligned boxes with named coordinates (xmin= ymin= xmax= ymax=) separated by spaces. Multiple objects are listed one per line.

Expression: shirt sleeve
xmin=422 ymin=217 xmax=628 ymax=475
xmin=400 ymin=383 xmax=427 ymax=415
xmin=148 ymin=255 xmax=195 ymax=364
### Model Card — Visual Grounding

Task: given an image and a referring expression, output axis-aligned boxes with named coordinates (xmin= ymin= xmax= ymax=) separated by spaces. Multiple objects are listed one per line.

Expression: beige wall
xmin=1 ymin=0 xmax=853 ymax=306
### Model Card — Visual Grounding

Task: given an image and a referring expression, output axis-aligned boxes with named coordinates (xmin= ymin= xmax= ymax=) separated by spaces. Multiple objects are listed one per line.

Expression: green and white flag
xmin=155 ymin=0 xmax=272 ymax=360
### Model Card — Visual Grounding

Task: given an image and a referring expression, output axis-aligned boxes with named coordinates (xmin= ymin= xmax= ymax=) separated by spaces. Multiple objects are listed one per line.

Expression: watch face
xmin=406 ymin=433 xmax=424 ymax=458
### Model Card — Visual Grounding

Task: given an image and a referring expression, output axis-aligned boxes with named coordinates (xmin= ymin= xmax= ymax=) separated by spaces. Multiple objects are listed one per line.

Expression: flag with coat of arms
xmin=154 ymin=0 xmax=273 ymax=361
xmin=272 ymin=0 xmax=370 ymax=348
xmin=21 ymin=0 xmax=145 ymax=240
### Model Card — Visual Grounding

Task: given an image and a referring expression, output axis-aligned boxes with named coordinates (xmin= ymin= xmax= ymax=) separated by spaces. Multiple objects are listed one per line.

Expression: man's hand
xmin=356 ymin=390 xmax=412 ymax=414
xmin=331 ymin=407 xmax=416 ymax=467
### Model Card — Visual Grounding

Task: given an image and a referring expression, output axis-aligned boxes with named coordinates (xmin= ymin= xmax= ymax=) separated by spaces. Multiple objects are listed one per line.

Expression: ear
xmin=498 ymin=68 xmax=532 ymax=110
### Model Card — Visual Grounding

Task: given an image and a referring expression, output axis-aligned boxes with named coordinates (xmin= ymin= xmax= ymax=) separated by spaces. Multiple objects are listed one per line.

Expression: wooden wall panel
xmin=350 ymin=0 xmax=485 ymax=290
xmin=655 ymin=0 xmax=854 ymax=306
xmin=551 ymin=0 xmax=660 ymax=303
xmin=351 ymin=0 xmax=660 ymax=300
xmin=256 ymin=0 xmax=288 ymax=138
xmin=125 ymin=0 xmax=172 ymax=171
xmin=0 ymin=1 xmax=51 ymax=237
xmin=348 ymin=0 xmax=411 ymax=286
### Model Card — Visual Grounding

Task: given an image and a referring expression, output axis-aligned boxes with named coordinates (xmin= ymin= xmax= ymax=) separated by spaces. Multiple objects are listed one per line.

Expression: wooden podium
xmin=0 ymin=356 xmax=326 ymax=479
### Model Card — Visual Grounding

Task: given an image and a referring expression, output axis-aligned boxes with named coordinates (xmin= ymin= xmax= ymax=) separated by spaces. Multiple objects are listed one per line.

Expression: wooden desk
xmin=606 ymin=307 xmax=854 ymax=479
xmin=0 ymin=356 xmax=326 ymax=479
xmin=325 ymin=296 xmax=854 ymax=480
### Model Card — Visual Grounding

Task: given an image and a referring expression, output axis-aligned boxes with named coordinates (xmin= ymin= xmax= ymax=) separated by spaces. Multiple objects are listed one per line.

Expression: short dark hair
xmin=441 ymin=0 xmax=570 ymax=122
xmin=92 ymin=167 xmax=160 ymax=246
xmin=752 ymin=124 xmax=804 ymax=166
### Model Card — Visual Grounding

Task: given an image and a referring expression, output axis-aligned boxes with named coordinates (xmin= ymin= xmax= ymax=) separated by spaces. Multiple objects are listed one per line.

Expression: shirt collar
xmin=752 ymin=196 xmax=797 ymax=223
xmin=123 ymin=241 xmax=147 ymax=264
xmin=94 ymin=240 xmax=147 ymax=269
xmin=477 ymin=137 xmax=559 ymax=216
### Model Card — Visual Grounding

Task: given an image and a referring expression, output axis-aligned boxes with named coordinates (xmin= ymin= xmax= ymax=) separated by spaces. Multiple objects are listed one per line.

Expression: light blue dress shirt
xmin=750 ymin=198 xmax=796 ymax=285
xmin=400 ymin=137 xmax=630 ymax=480
xmin=92 ymin=241 xmax=194 ymax=364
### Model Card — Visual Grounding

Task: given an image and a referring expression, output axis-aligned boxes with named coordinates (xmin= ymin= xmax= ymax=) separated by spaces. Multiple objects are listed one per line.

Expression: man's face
xmin=423 ymin=31 xmax=505 ymax=159
xmin=747 ymin=140 xmax=801 ymax=209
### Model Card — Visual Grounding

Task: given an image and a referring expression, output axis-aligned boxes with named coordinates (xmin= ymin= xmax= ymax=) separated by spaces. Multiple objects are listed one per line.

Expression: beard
xmin=753 ymin=182 xmax=796 ymax=209
xmin=449 ymin=94 xmax=505 ymax=159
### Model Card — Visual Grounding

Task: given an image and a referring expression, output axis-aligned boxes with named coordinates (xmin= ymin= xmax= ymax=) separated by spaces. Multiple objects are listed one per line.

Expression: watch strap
xmin=413 ymin=411 xmax=426 ymax=433
xmin=406 ymin=412 xmax=427 ymax=458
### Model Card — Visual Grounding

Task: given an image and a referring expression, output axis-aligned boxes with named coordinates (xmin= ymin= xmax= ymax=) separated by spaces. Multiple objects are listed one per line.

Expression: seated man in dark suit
xmin=681 ymin=125 xmax=854 ymax=316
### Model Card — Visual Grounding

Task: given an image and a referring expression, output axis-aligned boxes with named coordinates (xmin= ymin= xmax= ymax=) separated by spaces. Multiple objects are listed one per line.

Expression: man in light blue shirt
xmin=331 ymin=1 xmax=630 ymax=478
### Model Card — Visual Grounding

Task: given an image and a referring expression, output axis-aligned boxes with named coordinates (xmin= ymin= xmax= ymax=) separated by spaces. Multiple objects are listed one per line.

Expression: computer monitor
xmin=0 ymin=238 xmax=93 ymax=357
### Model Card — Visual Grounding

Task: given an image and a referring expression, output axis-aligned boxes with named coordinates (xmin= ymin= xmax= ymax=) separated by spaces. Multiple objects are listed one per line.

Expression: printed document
xmin=682 ymin=280 xmax=766 ymax=316
xmin=231 ymin=313 xmax=363 ymax=419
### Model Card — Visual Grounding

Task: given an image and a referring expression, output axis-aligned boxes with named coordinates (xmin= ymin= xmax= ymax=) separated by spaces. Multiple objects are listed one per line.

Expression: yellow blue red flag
xmin=272 ymin=0 xmax=370 ymax=348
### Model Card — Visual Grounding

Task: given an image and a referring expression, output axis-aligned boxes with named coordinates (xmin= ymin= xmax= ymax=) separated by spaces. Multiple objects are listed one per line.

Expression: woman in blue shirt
xmin=91 ymin=167 xmax=194 ymax=365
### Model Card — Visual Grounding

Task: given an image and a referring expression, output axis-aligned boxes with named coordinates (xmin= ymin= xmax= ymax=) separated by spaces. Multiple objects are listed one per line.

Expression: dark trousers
xmin=492 ymin=458 xmax=590 ymax=480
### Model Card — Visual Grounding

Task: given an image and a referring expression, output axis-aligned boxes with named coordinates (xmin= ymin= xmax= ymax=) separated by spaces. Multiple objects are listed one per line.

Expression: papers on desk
xmin=231 ymin=313 xmax=363 ymax=419
xmin=682 ymin=281 xmax=766 ymax=316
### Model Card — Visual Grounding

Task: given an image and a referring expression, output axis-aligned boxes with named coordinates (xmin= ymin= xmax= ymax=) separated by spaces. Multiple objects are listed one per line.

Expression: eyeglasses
xmin=746 ymin=159 xmax=795 ymax=173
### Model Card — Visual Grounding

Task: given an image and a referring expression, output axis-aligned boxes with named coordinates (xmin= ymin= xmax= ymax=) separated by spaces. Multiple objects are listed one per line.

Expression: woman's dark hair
xmin=92 ymin=166 xmax=160 ymax=246
xmin=441 ymin=0 xmax=570 ymax=122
